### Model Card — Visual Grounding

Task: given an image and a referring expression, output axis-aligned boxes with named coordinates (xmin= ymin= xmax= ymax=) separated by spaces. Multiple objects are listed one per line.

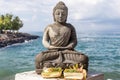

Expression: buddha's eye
xmin=55 ymin=10 xmax=67 ymax=16
xmin=55 ymin=12 xmax=59 ymax=15
xmin=56 ymin=12 xmax=65 ymax=16
xmin=57 ymin=12 xmax=60 ymax=15
xmin=62 ymin=13 xmax=65 ymax=16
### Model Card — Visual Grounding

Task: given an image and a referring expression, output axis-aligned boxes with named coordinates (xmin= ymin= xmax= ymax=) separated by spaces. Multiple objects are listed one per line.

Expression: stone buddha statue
xmin=35 ymin=1 xmax=89 ymax=74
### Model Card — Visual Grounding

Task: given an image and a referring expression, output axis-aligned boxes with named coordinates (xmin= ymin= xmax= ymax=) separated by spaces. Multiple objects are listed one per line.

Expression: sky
xmin=0 ymin=0 xmax=120 ymax=33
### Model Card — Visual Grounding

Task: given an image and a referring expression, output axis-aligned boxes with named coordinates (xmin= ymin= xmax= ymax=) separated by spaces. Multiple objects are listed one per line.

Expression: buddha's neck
xmin=55 ymin=22 xmax=66 ymax=26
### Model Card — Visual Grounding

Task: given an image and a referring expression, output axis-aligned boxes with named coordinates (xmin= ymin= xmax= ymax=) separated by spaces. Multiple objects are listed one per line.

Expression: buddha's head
xmin=53 ymin=1 xmax=68 ymax=23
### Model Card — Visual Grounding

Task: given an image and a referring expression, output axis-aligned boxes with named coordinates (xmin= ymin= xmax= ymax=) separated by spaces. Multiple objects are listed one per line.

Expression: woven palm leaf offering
xmin=64 ymin=64 xmax=87 ymax=80
xmin=41 ymin=67 xmax=62 ymax=78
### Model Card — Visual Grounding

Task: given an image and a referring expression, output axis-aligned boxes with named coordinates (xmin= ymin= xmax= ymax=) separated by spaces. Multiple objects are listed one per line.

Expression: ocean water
xmin=0 ymin=32 xmax=120 ymax=80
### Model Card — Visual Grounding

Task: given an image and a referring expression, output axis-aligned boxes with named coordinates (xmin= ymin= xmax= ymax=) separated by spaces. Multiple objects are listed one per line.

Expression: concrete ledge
xmin=15 ymin=70 xmax=104 ymax=80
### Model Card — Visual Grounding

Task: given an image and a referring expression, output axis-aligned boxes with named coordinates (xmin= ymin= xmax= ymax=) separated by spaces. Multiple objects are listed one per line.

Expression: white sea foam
xmin=80 ymin=38 xmax=95 ymax=42
xmin=107 ymin=79 xmax=113 ymax=80
xmin=24 ymin=40 xmax=28 ymax=43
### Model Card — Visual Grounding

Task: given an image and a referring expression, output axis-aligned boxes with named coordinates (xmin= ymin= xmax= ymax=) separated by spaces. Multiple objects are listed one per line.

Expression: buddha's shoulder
xmin=45 ymin=24 xmax=55 ymax=28
xmin=44 ymin=24 xmax=54 ymax=30
xmin=45 ymin=23 xmax=75 ymax=29
xmin=66 ymin=23 xmax=73 ymax=26
xmin=66 ymin=23 xmax=75 ymax=29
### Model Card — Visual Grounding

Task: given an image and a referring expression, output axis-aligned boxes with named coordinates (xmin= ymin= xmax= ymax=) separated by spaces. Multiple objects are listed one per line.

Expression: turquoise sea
xmin=0 ymin=32 xmax=120 ymax=80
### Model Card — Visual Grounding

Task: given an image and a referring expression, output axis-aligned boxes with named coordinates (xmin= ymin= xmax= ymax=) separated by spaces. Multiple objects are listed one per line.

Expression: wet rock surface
xmin=0 ymin=32 xmax=39 ymax=48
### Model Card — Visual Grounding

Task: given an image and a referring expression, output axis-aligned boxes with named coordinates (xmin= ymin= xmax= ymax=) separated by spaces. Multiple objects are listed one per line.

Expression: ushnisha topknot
xmin=53 ymin=1 xmax=68 ymax=21
xmin=53 ymin=1 xmax=68 ymax=11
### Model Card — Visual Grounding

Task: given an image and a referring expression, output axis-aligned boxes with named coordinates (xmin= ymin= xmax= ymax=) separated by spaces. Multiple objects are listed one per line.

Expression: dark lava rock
xmin=0 ymin=32 xmax=39 ymax=48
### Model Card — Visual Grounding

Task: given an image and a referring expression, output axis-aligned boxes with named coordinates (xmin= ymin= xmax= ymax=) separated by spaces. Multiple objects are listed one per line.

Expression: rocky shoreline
xmin=0 ymin=32 xmax=39 ymax=48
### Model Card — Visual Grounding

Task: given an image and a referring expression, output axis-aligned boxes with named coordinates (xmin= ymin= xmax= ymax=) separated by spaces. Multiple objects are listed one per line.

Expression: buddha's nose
xmin=59 ymin=13 xmax=62 ymax=18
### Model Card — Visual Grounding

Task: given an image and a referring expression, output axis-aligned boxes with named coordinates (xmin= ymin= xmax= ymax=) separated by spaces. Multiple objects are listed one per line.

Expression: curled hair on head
xmin=53 ymin=1 xmax=68 ymax=22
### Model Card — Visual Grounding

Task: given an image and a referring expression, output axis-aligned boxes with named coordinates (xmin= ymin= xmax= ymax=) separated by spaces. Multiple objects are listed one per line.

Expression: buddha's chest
xmin=49 ymin=26 xmax=71 ymax=38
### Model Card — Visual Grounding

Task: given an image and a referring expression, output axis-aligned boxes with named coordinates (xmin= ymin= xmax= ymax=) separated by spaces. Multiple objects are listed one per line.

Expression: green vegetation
xmin=0 ymin=13 xmax=23 ymax=33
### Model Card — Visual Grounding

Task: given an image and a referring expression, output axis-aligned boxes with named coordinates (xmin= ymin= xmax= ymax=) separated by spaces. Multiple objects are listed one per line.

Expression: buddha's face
xmin=54 ymin=9 xmax=67 ymax=23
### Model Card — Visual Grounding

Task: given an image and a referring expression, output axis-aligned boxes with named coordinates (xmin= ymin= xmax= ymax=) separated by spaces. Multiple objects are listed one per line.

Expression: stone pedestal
xmin=15 ymin=70 xmax=104 ymax=80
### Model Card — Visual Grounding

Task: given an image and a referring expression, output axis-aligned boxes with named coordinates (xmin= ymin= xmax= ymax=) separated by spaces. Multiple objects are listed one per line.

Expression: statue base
xmin=15 ymin=70 xmax=104 ymax=80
